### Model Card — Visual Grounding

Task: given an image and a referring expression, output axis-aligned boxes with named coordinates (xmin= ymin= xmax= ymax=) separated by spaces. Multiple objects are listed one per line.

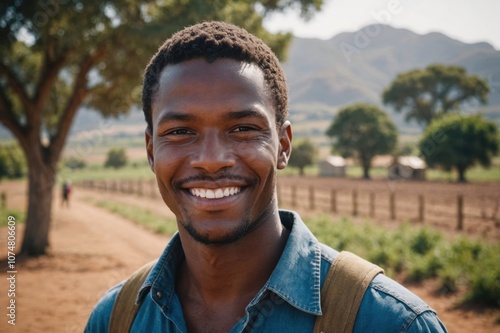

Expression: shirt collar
xmin=136 ymin=210 xmax=322 ymax=315
xmin=264 ymin=210 xmax=322 ymax=315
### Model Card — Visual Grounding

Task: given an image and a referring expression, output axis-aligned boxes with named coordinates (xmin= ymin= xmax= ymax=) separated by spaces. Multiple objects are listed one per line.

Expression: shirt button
xmin=156 ymin=291 xmax=162 ymax=298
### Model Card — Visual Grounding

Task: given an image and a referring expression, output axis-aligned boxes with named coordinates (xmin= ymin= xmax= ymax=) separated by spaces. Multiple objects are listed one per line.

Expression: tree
xmin=326 ymin=103 xmax=398 ymax=179
xmin=419 ymin=114 xmax=499 ymax=182
xmin=104 ymin=148 xmax=127 ymax=169
xmin=63 ymin=156 xmax=86 ymax=170
xmin=383 ymin=64 xmax=489 ymax=126
xmin=288 ymin=139 xmax=317 ymax=175
xmin=0 ymin=144 xmax=26 ymax=180
xmin=0 ymin=0 xmax=324 ymax=256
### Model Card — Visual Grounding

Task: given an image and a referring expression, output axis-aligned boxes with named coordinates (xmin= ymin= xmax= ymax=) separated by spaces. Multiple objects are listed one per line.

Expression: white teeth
xmin=190 ymin=187 xmax=241 ymax=199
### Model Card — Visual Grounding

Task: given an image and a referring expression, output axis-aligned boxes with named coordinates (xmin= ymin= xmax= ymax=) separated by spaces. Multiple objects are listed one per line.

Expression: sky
xmin=263 ymin=0 xmax=500 ymax=50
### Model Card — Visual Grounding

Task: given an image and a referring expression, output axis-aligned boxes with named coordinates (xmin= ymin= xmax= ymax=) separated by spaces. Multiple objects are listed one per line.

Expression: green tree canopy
xmin=0 ymin=143 xmax=26 ymax=180
xmin=288 ymin=139 xmax=317 ymax=175
xmin=326 ymin=103 xmax=398 ymax=179
xmin=419 ymin=114 xmax=499 ymax=182
xmin=383 ymin=64 xmax=489 ymax=126
xmin=0 ymin=0 xmax=324 ymax=255
xmin=104 ymin=147 xmax=128 ymax=169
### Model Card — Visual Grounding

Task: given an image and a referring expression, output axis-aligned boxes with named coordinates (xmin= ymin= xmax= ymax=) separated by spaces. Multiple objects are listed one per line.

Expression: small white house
xmin=319 ymin=156 xmax=346 ymax=177
xmin=387 ymin=156 xmax=427 ymax=180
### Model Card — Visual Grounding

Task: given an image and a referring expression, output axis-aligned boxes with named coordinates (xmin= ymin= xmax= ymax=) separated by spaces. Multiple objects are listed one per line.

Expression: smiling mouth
xmin=189 ymin=187 xmax=241 ymax=199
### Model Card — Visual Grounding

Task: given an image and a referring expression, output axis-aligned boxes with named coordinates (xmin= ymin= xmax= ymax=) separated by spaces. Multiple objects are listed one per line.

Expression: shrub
xmin=410 ymin=227 xmax=441 ymax=255
xmin=104 ymin=148 xmax=128 ymax=169
xmin=64 ymin=156 xmax=87 ymax=170
xmin=0 ymin=144 xmax=26 ymax=179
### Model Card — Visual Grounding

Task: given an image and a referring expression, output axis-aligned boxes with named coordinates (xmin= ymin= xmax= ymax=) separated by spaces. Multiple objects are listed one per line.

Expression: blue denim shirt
xmin=85 ymin=210 xmax=447 ymax=332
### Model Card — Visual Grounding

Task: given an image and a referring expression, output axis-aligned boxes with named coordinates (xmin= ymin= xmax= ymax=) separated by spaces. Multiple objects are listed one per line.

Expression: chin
xmin=182 ymin=219 xmax=251 ymax=246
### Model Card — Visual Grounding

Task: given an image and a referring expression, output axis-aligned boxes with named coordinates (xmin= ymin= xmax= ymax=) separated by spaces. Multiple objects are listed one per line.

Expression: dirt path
xmin=0 ymin=183 xmax=169 ymax=333
xmin=0 ymin=181 xmax=499 ymax=332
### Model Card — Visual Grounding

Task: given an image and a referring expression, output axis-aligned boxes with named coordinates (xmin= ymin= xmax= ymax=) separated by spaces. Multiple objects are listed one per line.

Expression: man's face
xmin=146 ymin=58 xmax=291 ymax=245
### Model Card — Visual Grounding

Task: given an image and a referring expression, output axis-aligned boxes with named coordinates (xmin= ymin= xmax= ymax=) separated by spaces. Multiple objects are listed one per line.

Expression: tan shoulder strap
xmin=313 ymin=251 xmax=384 ymax=333
xmin=109 ymin=261 xmax=156 ymax=333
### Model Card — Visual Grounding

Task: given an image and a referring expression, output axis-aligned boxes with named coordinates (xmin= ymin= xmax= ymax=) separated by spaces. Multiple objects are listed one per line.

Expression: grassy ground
xmin=59 ymin=161 xmax=155 ymax=182
xmin=82 ymin=197 xmax=177 ymax=236
xmin=0 ymin=206 xmax=25 ymax=226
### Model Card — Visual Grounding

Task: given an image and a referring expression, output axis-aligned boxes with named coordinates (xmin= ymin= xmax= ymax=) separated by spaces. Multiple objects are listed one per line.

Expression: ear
xmin=277 ymin=121 xmax=292 ymax=170
xmin=145 ymin=128 xmax=155 ymax=173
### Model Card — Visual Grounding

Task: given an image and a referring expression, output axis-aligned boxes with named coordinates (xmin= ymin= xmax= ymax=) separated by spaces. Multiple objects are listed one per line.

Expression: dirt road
xmin=0 ymin=181 xmax=498 ymax=332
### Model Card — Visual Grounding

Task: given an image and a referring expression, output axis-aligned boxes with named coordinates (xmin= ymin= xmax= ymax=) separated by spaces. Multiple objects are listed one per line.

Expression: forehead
xmin=153 ymin=58 xmax=272 ymax=113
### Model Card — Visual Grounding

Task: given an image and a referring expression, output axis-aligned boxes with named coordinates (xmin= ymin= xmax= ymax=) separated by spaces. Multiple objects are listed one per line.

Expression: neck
xmin=177 ymin=209 xmax=289 ymax=304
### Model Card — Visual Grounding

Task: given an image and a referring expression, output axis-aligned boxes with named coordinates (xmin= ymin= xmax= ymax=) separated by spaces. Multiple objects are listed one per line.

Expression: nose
xmin=190 ymin=129 xmax=236 ymax=173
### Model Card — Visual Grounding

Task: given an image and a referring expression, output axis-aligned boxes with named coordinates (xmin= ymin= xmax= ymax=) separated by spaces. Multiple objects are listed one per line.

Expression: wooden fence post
xmin=352 ymin=190 xmax=358 ymax=216
xmin=369 ymin=192 xmax=375 ymax=218
xmin=330 ymin=189 xmax=337 ymax=213
xmin=457 ymin=194 xmax=464 ymax=230
xmin=390 ymin=191 xmax=396 ymax=220
xmin=309 ymin=186 xmax=315 ymax=210
xmin=138 ymin=180 xmax=143 ymax=196
xmin=1 ymin=192 xmax=6 ymax=208
xmin=418 ymin=194 xmax=424 ymax=223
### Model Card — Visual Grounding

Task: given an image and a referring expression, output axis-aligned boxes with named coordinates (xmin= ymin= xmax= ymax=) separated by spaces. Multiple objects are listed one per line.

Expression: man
xmin=85 ymin=21 xmax=447 ymax=332
xmin=61 ymin=179 xmax=72 ymax=207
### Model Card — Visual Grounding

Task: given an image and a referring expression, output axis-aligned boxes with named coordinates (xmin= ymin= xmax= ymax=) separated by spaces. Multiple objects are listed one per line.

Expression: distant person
xmin=85 ymin=21 xmax=447 ymax=332
xmin=61 ymin=179 xmax=72 ymax=207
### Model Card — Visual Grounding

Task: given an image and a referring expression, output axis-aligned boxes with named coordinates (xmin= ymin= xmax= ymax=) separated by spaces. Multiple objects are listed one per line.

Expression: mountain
xmin=286 ymin=24 xmax=500 ymax=106
xmin=284 ymin=24 xmax=500 ymax=132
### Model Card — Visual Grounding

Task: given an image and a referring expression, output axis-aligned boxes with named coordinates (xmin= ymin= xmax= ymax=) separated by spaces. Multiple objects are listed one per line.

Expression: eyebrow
xmin=157 ymin=108 xmax=267 ymax=126
xmin=156 ymin=112 xmax=197 ymax=126
xmin=224 ymin=109 xmax=267 ymax=121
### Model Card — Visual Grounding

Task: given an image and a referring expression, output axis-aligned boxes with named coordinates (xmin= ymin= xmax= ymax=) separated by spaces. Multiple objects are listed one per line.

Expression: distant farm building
xmin=319 ymin=156 xmax=346 ymax=177
xmin=387 ymin=156 xmax=426 ymax=180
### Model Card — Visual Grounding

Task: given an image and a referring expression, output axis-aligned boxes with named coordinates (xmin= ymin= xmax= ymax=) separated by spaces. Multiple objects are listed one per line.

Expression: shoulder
xmin=358 ymin=274 xmax=447 ymax=332
xmin=318 ymin=244 xmax=447 ymax=332
xmin=84 ymin=281 xmax=124 ymax=333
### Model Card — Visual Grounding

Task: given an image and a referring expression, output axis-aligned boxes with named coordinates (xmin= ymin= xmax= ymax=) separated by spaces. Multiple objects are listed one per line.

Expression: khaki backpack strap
xmin=313 ymin=251 xmax=384 ymax=333
xmin=109 ymin=261 xmax=156 ymax=333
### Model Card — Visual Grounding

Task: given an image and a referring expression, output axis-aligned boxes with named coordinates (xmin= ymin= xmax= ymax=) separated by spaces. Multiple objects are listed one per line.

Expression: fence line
xmin=276 ymin=184 xmax=500 ymax=232
xmin=76 ymin=179 xmax=500 ymax=233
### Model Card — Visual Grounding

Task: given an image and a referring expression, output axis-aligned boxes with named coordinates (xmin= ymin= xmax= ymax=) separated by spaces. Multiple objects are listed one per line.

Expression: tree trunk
xmin=362 ymin=161 xmax=371 ymax=179
xmin=20 ymin=157 xmax=56 ymax=256
xmin=457 ymin=167 xmax=467 ymax=183
xmin=299 ymin=167 xmax=305 ymax=175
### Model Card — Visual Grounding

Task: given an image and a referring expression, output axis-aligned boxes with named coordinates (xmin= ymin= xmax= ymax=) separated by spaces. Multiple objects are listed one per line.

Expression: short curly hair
xmin=142 ymin=21 xmax=288 ymax=131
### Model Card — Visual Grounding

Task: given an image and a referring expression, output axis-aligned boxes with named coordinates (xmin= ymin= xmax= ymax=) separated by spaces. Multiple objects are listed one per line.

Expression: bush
xmin=410 ymin=228 xmax=442 ymax=255
xmin=64 ymin=156 xmax=87 ymax=170
xmin=0 ymin=144 xmax=26 ymax=180
xmin=104 ymin=148 xmax=128 ymax=169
